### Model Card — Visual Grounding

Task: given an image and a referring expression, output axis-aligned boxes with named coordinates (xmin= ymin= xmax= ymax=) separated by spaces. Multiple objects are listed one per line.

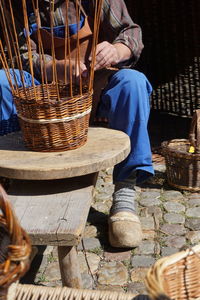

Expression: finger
xmin=94 ymin=52 xmax=113 ymax=70
xmin=89 ymin=42 xmax=109 ymax=61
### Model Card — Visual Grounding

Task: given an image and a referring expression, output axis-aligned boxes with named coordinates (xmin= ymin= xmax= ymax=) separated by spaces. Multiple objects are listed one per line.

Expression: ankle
xmin=111 ymin=183 xmax=136 ymax=215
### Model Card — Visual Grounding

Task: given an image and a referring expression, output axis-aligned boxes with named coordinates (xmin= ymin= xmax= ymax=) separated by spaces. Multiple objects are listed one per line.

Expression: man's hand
xmin=45 ymin=59 xmax=88 ymax=84
xmin=90 ymin=41 xmax=120 ymax=71
xmin=89 ymin=41 xmax=132 ymax=71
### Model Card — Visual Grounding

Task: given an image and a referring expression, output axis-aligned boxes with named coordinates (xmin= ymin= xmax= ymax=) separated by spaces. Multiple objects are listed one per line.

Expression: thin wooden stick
xmin=49 ymin=0 xmax=60 ymax=101
xmin=21 ymin=0 xmax=37 ymax=103
xmin=32 ymin=0 xmax=50 ymax=102
xmin=7 ymin=0 xmax=28 ymax=98
xmin=31 ymin=0 xmax=44 ymax=86
xmin=89 ymin=0 xmax=103 ymax=91
xmin=65 ymin=0 xmax=73 ymax=97
xmin=21 ymin=0 xmax=35 ymax=86
xmin=0 ymin=0 xmax=19 ymax=92
xmin=0 ymin=42 xmax=15 ymax=93
xmin=75 ymin=0 xmax=82 ymax=95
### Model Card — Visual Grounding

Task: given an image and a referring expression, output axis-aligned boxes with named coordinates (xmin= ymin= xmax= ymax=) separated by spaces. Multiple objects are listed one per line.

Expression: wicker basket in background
xmin=162 ymin=110 xmax=200 ymax=191
xmin=129 ymin=0 xmax=200 ymax=117
xmin=13 ymin=84 xmax=93 ymax=152
xmin=145 ymin=244 xmax=200 ymax=300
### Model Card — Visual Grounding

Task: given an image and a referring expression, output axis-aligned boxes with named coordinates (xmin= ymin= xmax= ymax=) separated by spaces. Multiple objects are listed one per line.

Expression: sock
xmin=110 ymin=172 xmax=137 ymax=215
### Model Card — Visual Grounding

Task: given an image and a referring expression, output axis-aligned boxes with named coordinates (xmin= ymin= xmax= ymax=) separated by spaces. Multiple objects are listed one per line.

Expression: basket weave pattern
xmin=13 ymin=84 xmax=93 ymax=152
xmin=0 ymin=185 xmax=31 ymax=299
xmin=145 ymin=244 xmax=200 ymax=300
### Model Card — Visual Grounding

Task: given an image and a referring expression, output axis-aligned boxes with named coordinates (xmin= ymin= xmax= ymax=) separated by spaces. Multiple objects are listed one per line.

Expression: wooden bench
xmin=0 ymin=127 xmax=130 ymax=288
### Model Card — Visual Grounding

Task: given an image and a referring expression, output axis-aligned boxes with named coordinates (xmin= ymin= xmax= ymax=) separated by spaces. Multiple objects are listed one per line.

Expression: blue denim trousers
xmin=97 ymin=69 xmax=154 ymax=183
xmin=0 ymin=68 xmax=154 ymax=183
xmin=0 ymin=69 xmax=40 ymax=135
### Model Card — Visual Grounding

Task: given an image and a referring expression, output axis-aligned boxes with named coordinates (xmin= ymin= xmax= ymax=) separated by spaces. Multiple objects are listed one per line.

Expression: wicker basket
xmin=162 ymin=110 xmax=200 ymax=191
xmin=130 ymin=0 xmax=200 ymax=117
xmin=145 ymin=244 xmax=200 ymax=300
xmin=0 ymin=185 xmax=31 ymax=300
xmin=13 ymin=84 xmax=93 ymax=152
xmin=9 ymin=284 xmax=137 ymax=300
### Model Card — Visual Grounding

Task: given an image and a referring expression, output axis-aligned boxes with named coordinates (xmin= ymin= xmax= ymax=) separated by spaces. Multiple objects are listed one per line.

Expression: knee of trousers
xmin=0 ymin=70 xmax=11 ymax=88
xmin=111 ymin=69 xmax=152 ymax=94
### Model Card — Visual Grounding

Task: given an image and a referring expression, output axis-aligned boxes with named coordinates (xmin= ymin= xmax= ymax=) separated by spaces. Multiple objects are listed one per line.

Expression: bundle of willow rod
xmin=0 ymin=0 xmax=103 ymax=151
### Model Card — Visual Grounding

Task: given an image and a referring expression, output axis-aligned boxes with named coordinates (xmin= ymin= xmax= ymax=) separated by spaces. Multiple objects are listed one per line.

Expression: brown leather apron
xmin=33 ymin=16 xmax=93 ymax=66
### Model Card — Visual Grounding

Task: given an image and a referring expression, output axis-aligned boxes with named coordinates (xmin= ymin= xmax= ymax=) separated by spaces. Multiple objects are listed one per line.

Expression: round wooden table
xmin=0 ymin=127 xmax=130 ymax=180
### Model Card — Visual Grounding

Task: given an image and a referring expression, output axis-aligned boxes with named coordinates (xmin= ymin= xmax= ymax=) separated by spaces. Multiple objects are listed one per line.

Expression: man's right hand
xmin=45 ymin=59 xmax=88 ymax=84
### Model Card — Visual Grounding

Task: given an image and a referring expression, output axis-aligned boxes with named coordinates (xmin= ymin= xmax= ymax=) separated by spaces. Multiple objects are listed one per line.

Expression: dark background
xmin=124 ymin=0 xmax=200 ymax=119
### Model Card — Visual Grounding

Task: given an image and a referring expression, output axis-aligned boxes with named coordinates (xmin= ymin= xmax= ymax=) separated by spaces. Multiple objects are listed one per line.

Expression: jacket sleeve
xmin=99 ymin=0 xmax=144 ymax=67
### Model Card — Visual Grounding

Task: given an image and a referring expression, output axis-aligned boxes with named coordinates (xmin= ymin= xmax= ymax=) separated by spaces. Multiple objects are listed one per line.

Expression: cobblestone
xmin=162 ymin=190 xmax=185 ymax=202
xmin=163 ymin=202 xmax=185 ymax=213
xmin=97 ymin=261 xmax=128 ymax=285
xmin=135 ymin=241 xmax=157 ymax=255
xmin=160 ymin=224 xmax=187 ymax=236
xmin=185 ymin=218 xmax=200 ymax=230
xmin=185 ymin=231 xmax=200 ymax=244
xmin=161 ymin=247 xmax=178 ymax=257
xmin=163 ymin=212 xmax=185 ymax=224
xmin=130 ymin=268 xmax=149 ymax=282
xmin=163 ymin=236 xmax=186 ymax=248
xmin=131 ymin=255 xmax=156 ymax=268
xmin=186 ymin=207 xmax=200 ymax=218
xmin=187 ymin=198 xmax=200 ymax=207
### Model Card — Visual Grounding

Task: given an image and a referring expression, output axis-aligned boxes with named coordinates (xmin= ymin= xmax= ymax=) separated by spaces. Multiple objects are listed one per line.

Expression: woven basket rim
xmin=162 ymin=139 xmax=200 ymax=159
xmin=13 ymin=86 xmax=93 ymax=105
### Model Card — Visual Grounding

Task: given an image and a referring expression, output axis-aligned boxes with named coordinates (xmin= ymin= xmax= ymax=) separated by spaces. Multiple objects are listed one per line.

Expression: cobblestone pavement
xmin=22 ymin=161 xmax=200 ymax=296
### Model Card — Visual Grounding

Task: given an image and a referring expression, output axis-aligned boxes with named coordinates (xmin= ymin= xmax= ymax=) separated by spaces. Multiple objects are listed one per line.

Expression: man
xmin=0 ymin=0 xmax=154 ymax=248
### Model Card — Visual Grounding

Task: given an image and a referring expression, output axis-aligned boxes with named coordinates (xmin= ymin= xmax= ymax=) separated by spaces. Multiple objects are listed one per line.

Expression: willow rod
xmin=89 ymin=0 xmax=103 ymax=91
xmin=21 ymin=0 xmax=37 ymax=103
xmin=32 ymin=0 xmax=51 ymax=102
xmin=49 ymin=0 xmax=60 ymax=101
xmin=0 ymin=41 xmax=15 ymax=93
xmin=75 ymin=0 xmax=83 ymax=95
xmin=7 ymin=0 xmax=28 ymax=99
xmin=65 ymin=0 xmax=73 ymax=97
xmin=0 ymin=0 xmax=20 ymax=93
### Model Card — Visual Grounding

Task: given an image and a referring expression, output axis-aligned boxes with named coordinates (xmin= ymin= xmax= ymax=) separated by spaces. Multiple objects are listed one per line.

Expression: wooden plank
xmin=0 ymin=127 xmax=130 ymax=180
xmin=8 ymin=177 xmax=94 ymax=246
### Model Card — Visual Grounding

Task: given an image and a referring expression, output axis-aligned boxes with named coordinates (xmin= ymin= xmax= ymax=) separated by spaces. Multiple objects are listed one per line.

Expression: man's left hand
xmin=89 ymin=41 xmax=120 ymax=71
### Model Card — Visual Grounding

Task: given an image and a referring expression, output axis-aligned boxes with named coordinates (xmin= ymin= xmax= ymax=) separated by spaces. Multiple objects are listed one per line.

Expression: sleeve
xmin=100 ymin=0 xmax=144 ymax=67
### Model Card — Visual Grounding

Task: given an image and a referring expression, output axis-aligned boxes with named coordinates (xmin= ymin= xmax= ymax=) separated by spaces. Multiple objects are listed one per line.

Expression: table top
xmin=0 ymin=127 xmax=130 ymax=180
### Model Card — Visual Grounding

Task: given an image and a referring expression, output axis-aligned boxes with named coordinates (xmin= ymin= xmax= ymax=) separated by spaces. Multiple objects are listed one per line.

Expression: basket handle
xmin=0 ymin=185 xmax=31 ymax=299
xmin=189 ymin=110 xmax=200 ymax=154
xmin=0 ymin=185 xmax=23 ymax=246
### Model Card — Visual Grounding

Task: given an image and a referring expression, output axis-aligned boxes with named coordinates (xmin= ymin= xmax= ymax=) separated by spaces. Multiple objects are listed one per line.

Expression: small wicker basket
xmin=145 ymin=244 xmax=200 ymax=300
xmin=0 ymin=185 xmax=31 ymax=300
xmin=162 ymin=110 xmax=200 ymax=191
xmin=13 ymin=84 xmax=93 ymax=152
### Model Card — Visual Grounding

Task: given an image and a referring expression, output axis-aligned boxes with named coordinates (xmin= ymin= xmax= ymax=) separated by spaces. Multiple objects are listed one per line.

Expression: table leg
xmin=58 ymin=246 xmax=82 ymax=288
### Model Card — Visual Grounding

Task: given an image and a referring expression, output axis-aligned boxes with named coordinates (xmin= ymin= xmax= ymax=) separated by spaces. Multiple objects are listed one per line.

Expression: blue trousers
xmin=0 ymin=68 xmax=154 ymax=183
xmin=0 ymin=69 xmax=40 ymax=135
